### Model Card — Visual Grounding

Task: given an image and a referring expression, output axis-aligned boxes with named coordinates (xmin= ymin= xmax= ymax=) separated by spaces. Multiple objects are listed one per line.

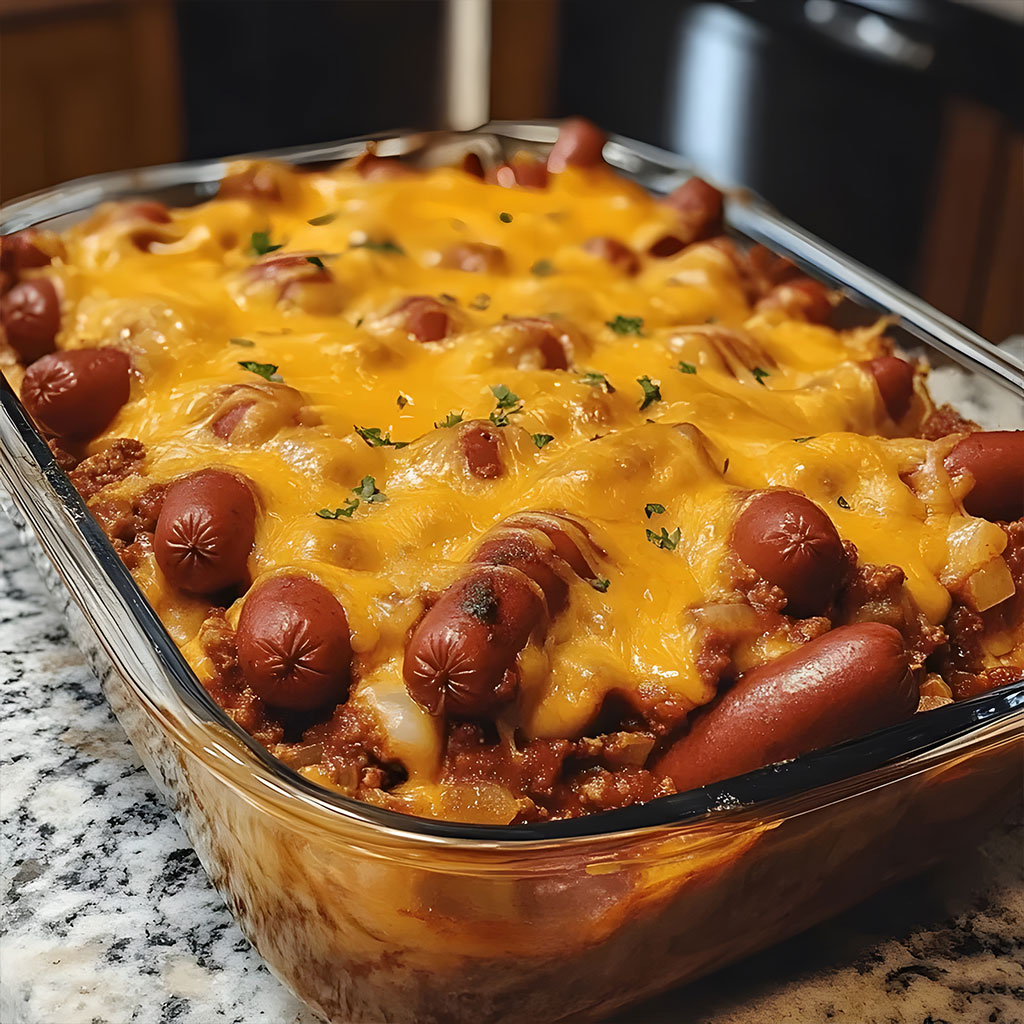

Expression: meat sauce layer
xmin=3 ymin=120 xmax=1022 ymax=823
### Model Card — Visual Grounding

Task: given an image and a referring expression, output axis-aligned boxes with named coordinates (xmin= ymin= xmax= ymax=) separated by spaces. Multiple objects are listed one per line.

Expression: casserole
xmin=1 ymin=122 xmax=1022 ymax=1023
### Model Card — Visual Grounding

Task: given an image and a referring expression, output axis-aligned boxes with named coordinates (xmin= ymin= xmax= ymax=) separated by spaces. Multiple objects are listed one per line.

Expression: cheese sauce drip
xmin=22 ymin=157 xmax=1017 ymax=803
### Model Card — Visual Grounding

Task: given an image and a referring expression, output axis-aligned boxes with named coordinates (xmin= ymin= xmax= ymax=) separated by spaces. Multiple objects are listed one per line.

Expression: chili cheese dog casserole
xmin=3 ymin=119 xmax=1022 ymax=824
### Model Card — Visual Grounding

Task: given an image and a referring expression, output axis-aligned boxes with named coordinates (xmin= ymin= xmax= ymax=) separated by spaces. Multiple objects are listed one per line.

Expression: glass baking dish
xmin=1 ymin=122 xmax=1022 ymax=1024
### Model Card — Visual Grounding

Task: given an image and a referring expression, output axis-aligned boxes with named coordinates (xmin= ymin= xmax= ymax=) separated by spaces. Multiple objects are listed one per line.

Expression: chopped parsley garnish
xmin=249 ymin=231 xmax=283 ymax=256
xmin=308 ymin=212 xmax=338 ymax=226
xmin=439 ymin=292 xmax=458 ymax=304
xmin=723 ymin=458 xmax=730 ymax=474
xmin=350 ymin=238 xmax=404 ymax=255
xmin=590 ymin=576 xmax=611 ymax=593
xmin=607 ymin=315 xmax=644 ymax=336
xmin=677 ymin=360 xmax=697 ymax=375
xmin=470 ymin=293 xmax=491 ymax=310
xmin=305 ymin=255 xmax=326 ymax=269
xmin=751 ymin=366 xmax=771 ymax=386
xmin=793 ymin=436 xmax=815 ymax=443
xmin=580 ymin=371 xmax=615 ymax=393
xmin=353 ymin=475 xmax=387 ymax=504
xmin=499 ymin=212 xmax=513 ymax=223
xmin=532 ymin=433 xmax=554 ymax=449
xmin=396 ymin=393 xmax=410 ymax=409
xmin=637 ymin=376 xmax=662 ymax=410
xmin=646 ymin=526 xmax=682 ymax=551
xmin=229 ymin=337 xmax=255 ymax=348
xmin=354 ymin=316 xmax=365 ymax=328
xmin=316 ymin=499 xmax=359 ymax=520
xmin=531 ymin=259 xmax=554 ymax=277
xmin=354 ymin=425 xmax=408 ymax=449
xmin=644 ymin=503 xmax=666 ymax=518
xmin=238 ymin=360 xmax=281 ymax=381
xmin=489 ymin=384 xmax=523 ymax=427
xmin=837 ymin=496 xmax=852 ymax=510
xmin=316 ymin=476 xmax=387 ymax=519
xmin=435 ymin=411 xmax=464 ymax=428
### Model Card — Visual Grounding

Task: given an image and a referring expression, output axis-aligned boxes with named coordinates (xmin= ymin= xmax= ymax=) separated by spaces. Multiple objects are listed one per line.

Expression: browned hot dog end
xmin=403 ymin=565 xmax=544 ymax=718
xmin=2 ymin=278 xmax=61 ymax=363
xmin=154 ymin=469 xmax=257 ymax=595
xmin=237 ymin=575 xmax=352 ymax=711
xmin=547 ymin=118 xmax=607 ymax=173
xmin=732 ymin=491 xmax=846 ymax=618
xmin=653 ymin=622 xmax=915 ymax=790
xmin=21 ymin=348 xmax=131 ymax=441
xmin=864 ymin=356 xmax=915 ymax=421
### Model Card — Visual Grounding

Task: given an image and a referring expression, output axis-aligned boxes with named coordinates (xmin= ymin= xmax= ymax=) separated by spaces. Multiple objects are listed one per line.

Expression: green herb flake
xmin=837 ymin=496 xmax=852 ymax=510
xmin=751 ymin=366 xmax=771 ymax=386
xmin=316 ymin=499 xmax=359 ymax=520
xmin=435 ymin=411 xmax=464 ymax=428
xmin=238 ymin=360 xmax=281 ymax=382
xmin=470 ymin=293 xmax=491 ymax=311
xmin=499 ymin=212 xmax=513 ymax=224
xmin=249 ymin=231 xmax=283 ymax=256
xmin=531 ymin=259 xmax=555 ymax=277
xmin=793 ymin=436 xmax=815 ymax=444
xmin=677 ymin=360 xmax=697 ymax=375
xmin=350 ymin=238 xmax=404 ymax=255
xmin=723 ymin=458 xmax=730 ymax=474
xmin=229 ymin=337 xmax=256 ymax=348
xmin=644 ymin=503 xmax=666 ymax=519
xmin=354 ymin=425 xmax=408 ymax=449
xmin=607 ymin=315 xmax=644 ymax=336
xmin=305 ymin=255 xmax=326 ymax=269
xmin=490 ymin=384 xmax=521 ymax=410
xmin=353 ymin=475 xmax=387 ymax=504
xmin=637 ymin=375 xmax=662 ymax=410
xmin=308 ymin=212 xmax=338 ymax=226
xmin=439 ymin=293 xmax=458 ymax=304
xmin=580 ymin=371 xmax=615 ymax=393
xmin=646 ymin=526 xmax=682 ymax=551
xmin=532 ymin=433 xmax=555 ymax=449
xmin=396 ymin=393 xmax=410 ymax=409
xmin=590 ymin=576 xmax=611 ymax=593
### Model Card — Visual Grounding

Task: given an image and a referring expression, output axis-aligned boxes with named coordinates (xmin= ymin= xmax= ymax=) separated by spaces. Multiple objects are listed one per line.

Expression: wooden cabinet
xmin=0 ymin=0 xmax=182 ymax=202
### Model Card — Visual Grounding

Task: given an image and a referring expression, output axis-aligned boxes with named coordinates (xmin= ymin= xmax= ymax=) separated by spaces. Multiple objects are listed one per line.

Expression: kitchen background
xmin=1 ymin=0 xmax=1021 ymax=341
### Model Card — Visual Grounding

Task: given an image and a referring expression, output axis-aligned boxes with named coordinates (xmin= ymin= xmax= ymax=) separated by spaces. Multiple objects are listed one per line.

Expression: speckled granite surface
xmin=1 ymin=506 xmax=1022 ymax=1024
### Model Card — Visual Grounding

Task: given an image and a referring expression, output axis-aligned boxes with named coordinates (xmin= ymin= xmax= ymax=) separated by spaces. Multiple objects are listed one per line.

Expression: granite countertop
xmin=1 ymin=507 xmax=1022 ymax=1024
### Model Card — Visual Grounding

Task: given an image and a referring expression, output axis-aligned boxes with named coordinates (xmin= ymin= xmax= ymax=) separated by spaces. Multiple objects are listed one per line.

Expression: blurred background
xmin=1 ymin=0 xmax=1020 ymax=339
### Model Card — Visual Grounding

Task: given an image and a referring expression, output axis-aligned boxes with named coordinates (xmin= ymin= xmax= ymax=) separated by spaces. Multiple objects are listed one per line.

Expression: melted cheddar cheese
xmin=8 ymin=153 xmax=1022 ymax=822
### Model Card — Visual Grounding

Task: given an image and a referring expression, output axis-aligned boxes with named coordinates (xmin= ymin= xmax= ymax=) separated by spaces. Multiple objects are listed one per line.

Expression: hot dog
xmin=864 ymin=356 xmax=915 ymax=421
xmin=662 ymin=176 xmax=724 ymax=243
xmin=459 ymin=420 xmax=505 ymax=479
xmin=583 ymin=237 xmax=639 ymax=276
xmin=732 ymin=491 xmax=846 ymax=617
xmin=236 ymin=575 xmax=352 ymax=711
xmin=440 ymin=243 xmax=508 ymax=274
xmin=755 ymin=277 xmax=833 ymax=324
xmin=403 ymin=565 xmax=544 ymax=718
xmin=154 ymin=469 xmax=257 ymax=595
xmin=945 ymin=431 xmax=1024 ymax=522
xmin=390 ymin=295 xmax=453 ymax=343
xmin=547 ymin=117 xmax=607 ymax=173
xmin=653 ymin=623 xmax=915 ymax=790
xmin=2 ymin=278 xmax=61 ymax=363
xmin=21 ymin=348 xmax=130 ymax=441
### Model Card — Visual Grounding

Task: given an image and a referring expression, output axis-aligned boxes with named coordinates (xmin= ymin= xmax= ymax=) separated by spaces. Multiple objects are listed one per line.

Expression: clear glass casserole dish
xmin=1 ymin=122 xmax=1022 ymax=1024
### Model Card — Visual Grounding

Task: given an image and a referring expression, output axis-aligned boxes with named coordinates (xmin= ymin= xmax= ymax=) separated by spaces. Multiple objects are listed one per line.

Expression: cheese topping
xmin=10 ymin=155 xmax=1019 ymax=814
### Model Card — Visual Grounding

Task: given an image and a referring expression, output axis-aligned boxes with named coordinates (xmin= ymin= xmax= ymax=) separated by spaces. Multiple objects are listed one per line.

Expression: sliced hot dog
xmin=154 ymin=469 xmax=257 ymax=595
xmin=732 ymin=491 xmax=846 ymax=617
xmin=21 ymin=348 xmax=131 ymax=441
xmin=391 ymin=295 xmax=453 ymax=343
xmin=237 ymin=575 xmax=352 ymax=711
xmin=945 ymin=431 xmax=1024 ymax=522
xmin=583 ymin=237 xmax=639 ymax=276
xmin=653 ymin=623 xmax=915 ymax=791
